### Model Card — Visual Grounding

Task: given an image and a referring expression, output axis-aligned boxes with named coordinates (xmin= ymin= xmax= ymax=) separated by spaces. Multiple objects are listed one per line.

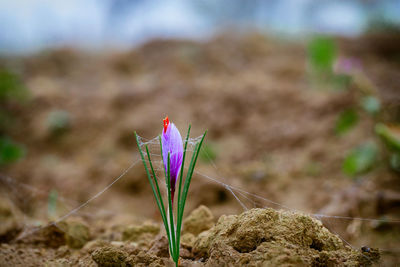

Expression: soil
xmin=0 ymin=206 xmax=381 ymax=266
xmin=0 ymin=32 xmax=399 ymax=266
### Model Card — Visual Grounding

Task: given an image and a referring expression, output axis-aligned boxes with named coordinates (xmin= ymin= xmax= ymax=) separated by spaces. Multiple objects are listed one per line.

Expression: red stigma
xmin=163 ymin=116 xmax=170 ymax=133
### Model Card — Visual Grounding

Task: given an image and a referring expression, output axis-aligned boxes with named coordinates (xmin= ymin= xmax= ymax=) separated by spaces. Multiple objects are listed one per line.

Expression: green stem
xmin=175 ymin=125 xmax=191 ymax=255
xmin=166 ymin=152 xmax=177 ymax=262
xmin=176 ymin=131 xmax=207 ymax=257
xmin=158 ymin=136 xmax=175 ymax=257
xmin=177 ymin=125 xmax=191 ymax=219
xmin=134 ymin=132 xmax=172 ymax=252
xmin=145 ymin=145 xmax=172 ymax=254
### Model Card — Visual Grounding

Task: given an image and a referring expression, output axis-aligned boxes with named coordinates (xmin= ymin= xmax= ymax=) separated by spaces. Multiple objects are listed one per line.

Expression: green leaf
xmin=342 ymin=142 xmax=378 ymax=176
xmin=0 ymin=69 xmax=28 ymax=102
xmin=390 ymin=153 xmax=400 ymax=172
xmin=134 ymin=132 xmax=171 ymax=256
xmin=375 ymin=123 xmax=400 ymax=153
xmin=361 ymin=96 xmax=380 ymax=115
xmin=0 ymin=137 xmax=25 ymax=165
xmin=335 ymin=109 xmax=359 ymax=135
xmin=0 ymin=111 xmax=13 ymax=132
xmin=176 ymin=125 xmax=191 ymax=257
xmin=145 ymin=144 xmax=170 ymax=247
xmin=176 ymin=131 xmax=206 ymax=263
xmin=308 ymin=36 xmax=337 ymax=73
xmin=47 ymin=189 xmax=58 ymax=219
xmin=332 ymin=74 xmax=352 ymax=90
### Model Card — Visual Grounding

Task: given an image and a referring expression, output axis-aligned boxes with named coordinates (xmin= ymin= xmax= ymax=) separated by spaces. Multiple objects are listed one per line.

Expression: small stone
xmin=148 ymin=235 xmax=169 ymax=258
xmin=83 ymin=239 xmax=109 ymax=253
xmin=179 ymin=247 xmax=192 ymax=259
xmin=180 ymin=233 xmax=195 ymax=248
xmin=110 ymin=241 xmax=125 ymax=247
xmin=59 ymin=221 xmax=90 ymax=249
xmin=44 ymin=258 xmax=70 ymax=267
xmin=92 ymin=246 xmax=133 ymax=267
xmin=183 ymin=205 xmax=214 ymax=236
xmin=55 ymin=245 xmax=70 ymax=257
xmin=132 ymin=251 xmax=164 ymax=267
xmin=27 ymin=224 xmax=66 ymax=248
xmin=0 ymin=197 xmax=22 ymax=243
xmin=122 ymin=222 xmax=159 ymax=242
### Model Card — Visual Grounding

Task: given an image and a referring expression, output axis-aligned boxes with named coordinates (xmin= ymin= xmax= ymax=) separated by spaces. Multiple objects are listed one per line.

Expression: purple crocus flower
xmin=161 ymin=116 xmax=183 ymax=204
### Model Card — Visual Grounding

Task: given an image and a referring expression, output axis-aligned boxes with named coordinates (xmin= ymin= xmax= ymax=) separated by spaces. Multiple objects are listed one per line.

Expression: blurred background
xmin=1 ymin=0 xmax=400 ymax=53
xmin=0 ymin=0 xmax=400 ymax=265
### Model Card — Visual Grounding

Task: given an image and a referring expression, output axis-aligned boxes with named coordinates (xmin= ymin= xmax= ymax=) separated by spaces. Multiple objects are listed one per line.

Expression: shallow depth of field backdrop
xmin=1 ymin=1 xmax=400 ymax=266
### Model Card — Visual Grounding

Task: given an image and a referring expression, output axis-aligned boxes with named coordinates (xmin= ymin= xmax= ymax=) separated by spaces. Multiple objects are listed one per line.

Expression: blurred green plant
xmin=342 ymin=142 xmax=378 ymax=177
xmin=335 ymin=109 xmax=359 ymax=136
xmin=332 ymin=74 xmax=352 ymax=90
xmin=0 ymin=69 xmax=29 ymax=131
xmin=307 ymin=36 xmax=354 ymax=91
xmin=390 ymin=154 xmax=400 ymax=172
xmin=199 ymin=142 xmax=217 ymax=163
xmin=375 ymin=123 xmax=400 ymax=171
xmin=367 ymin=15 xmax=400 ymax=33
xmin=0 ymin=137 xmax=25 ymax=165
xmin=308 ymin=36 xmax=337 ymax=75
xmin=0 ymin=68 xmax=29 ymax=166
xmin=375 ymin=123 xmax=400 ymax=151
xmin=47 ymin=189 xmax=58 ymax=219
xmin=0 ymin=69 xmax=28 ymax=102
xmin=361 ymin=96 xmax=380 ymax=116
xmin=46 ymin=110 xmax=71 ymax=136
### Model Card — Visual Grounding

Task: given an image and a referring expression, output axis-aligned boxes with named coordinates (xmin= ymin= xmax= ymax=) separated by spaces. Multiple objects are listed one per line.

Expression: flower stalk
xmin=134 ymin=117 xmax=206 ymax=266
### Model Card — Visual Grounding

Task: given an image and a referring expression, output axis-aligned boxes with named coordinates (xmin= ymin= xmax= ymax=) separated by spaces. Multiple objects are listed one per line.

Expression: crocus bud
xmin=161 ymin=116 xmax=183 ymax=204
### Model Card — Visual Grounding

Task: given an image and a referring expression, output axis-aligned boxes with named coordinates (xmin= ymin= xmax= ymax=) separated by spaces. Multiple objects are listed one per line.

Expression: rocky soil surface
xmin=0 ymin=206 xmax=380 ymax=266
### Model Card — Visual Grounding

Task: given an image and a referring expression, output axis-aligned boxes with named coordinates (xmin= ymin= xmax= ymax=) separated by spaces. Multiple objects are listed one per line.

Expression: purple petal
xmin=161 ymin=122 xmax=183 ymax=194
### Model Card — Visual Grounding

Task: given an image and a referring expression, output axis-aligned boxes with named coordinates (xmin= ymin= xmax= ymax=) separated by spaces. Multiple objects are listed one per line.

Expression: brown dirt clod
xmin=193 ymin=208 xmax=380 ymax=266
xmin=183 ymin=205 xmax=214 ymax=236
xmin=58 ymin=221 xmax=90 ymax=249
xmin=91 ymin=245 xmax=133 ymax=267
xmin=122 ymin=222 xmax=160 ymax=243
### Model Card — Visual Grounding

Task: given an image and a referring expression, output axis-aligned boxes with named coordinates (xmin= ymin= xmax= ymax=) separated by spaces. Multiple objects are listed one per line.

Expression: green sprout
xmin=308 ymin=36 xmax=337 ymax=75
xmin=375 ymin=123 xmax=400 ymax=171
xmin=335 ymin=109 xmax=359 ymax=136
xmin=47 ymin=189 xmax=58 ymax=219
xmin=342 ymin=142 xmax=378 ymax=177
xmin=0 ymin=137 xmax=25 ymax=166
